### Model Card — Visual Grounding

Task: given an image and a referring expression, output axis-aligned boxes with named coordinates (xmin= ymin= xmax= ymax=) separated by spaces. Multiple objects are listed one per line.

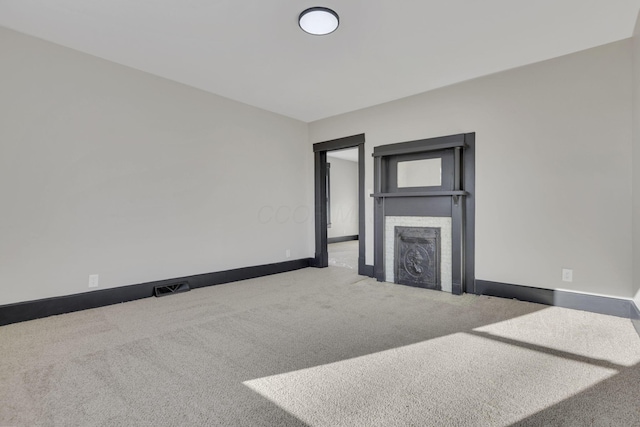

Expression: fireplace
xmin=394 ymin=226 xmax=441 ymax=290
xmin=371 ymin=133 xmax=474 ymax=294
xmin=385 ymin=216 xmax=452 ymax=292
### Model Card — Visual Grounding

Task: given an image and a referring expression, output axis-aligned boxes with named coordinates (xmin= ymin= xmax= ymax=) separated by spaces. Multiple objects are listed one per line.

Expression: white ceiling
xmin=1 ymin=1 xmax=639 ymax=122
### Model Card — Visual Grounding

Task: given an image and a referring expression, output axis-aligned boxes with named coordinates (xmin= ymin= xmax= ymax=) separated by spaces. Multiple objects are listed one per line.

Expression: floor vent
xmin=154 ymin=282 xmax=190 ymax=297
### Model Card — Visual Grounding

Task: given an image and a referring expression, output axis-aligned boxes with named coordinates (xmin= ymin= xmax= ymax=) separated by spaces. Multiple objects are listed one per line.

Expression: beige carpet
xmin=1 ymin=267 xmax=639 ymax=426
xmin=328 ymin=240 xmax=358 ymax=270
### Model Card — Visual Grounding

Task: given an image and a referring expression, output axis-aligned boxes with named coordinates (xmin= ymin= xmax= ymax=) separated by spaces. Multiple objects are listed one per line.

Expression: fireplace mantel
xmin=371 ymin=191 xmax=467 ymax=198
xmin=372 ymin=133 xmax=475 ymax=295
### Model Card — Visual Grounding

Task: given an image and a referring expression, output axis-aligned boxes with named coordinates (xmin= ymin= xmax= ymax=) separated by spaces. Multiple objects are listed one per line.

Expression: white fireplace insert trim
xmin=385 ymin=216 xmax=453 ymax=292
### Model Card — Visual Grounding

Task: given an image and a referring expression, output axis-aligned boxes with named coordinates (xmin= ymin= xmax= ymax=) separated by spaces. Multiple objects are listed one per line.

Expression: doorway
xmin=327 ymin=147 xmax=359 ymax=269
xmin=312 ymin=134 xmax=372 ymax=276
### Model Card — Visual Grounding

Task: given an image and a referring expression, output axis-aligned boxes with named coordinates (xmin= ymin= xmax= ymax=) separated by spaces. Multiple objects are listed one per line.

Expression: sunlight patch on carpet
xmin=473 ymin=307 xmax=640 ymax=367
xmin=244 ymin=332 xmax=618 ymax=427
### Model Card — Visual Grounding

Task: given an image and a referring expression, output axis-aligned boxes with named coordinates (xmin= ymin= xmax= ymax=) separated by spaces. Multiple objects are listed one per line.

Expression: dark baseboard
xmin=0 ymin=258 xmax=312 ymax=326
xmin=475 ymin=280 xmax=554 ymax=306
xmin=328 ymin=235 xmax=359 ymax=244
xmin=476 ymin=280 xmax=633 ymax=319
xmin=631 ymin=301 xmax=640 ymax=338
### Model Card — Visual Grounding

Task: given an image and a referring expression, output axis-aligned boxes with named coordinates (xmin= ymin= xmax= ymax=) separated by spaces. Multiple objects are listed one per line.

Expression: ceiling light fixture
xmin=299 ymin=7 xmax=339 ymax=36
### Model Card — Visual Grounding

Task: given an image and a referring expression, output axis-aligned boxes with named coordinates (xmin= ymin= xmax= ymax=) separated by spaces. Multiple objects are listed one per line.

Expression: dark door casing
xmin=312 ymin=134 xmax=372 ymax=277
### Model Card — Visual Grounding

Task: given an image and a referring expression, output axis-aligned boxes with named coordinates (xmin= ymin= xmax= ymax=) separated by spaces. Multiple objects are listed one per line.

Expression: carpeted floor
xmin=1 ymin=267 xmax=639 ymax=426
xmin=328 ymin=240 xmax=358 ymax=270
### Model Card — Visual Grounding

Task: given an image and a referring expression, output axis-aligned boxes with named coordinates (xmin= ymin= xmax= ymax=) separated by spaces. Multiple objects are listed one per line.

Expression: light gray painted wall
xmin=0 ymin=28 xmax=312 ymax=305
xmin=327 ymin=157 xmax=358 ymax=239
xmin=310 ymin=40 xmax=634 ymax=298
xmin=633 ymin=12 xmax=640 ymax=307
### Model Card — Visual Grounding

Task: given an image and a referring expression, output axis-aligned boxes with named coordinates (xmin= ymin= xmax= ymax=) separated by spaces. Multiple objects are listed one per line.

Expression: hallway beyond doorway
xmin=329 ymin=240 xmax=358 ymax=270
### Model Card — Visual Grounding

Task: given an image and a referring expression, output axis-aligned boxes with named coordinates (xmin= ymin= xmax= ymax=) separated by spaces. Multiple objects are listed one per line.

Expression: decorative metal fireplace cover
xmin=394 ymin=226 xmax=441 ymax=290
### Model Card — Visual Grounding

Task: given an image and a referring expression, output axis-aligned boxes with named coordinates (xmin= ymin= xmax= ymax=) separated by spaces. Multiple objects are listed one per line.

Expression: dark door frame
xmin=312 ymin=134 xmax=373 ymax=277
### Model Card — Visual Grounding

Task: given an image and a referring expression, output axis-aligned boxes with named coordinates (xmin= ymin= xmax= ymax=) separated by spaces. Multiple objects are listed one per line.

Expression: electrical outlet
xmin=561 ymin=269 xmax=573 ymax=282
xmin=285 ymin=249 xmax=291 ymax=258
xmin=88 ymin=274 xmax=99 ymax=288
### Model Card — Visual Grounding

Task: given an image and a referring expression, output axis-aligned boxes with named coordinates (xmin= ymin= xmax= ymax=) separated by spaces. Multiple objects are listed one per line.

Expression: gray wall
xmin=2 ymin=26 xmax=636 ymax=306
xmin=310 ymin=40 xmax=634 ymax=299
xmin=0 ymin=28 xmax=313 ymax=305
xmin=327 ymin=157 xmax=358 ymax=239
xmin=634 ymin=12 xmax=640 ymax=307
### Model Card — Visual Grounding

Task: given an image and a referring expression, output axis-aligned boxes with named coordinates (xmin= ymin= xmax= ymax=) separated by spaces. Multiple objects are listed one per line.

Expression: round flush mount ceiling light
xmin=299 ymin=7 xmax=339 ymax=35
